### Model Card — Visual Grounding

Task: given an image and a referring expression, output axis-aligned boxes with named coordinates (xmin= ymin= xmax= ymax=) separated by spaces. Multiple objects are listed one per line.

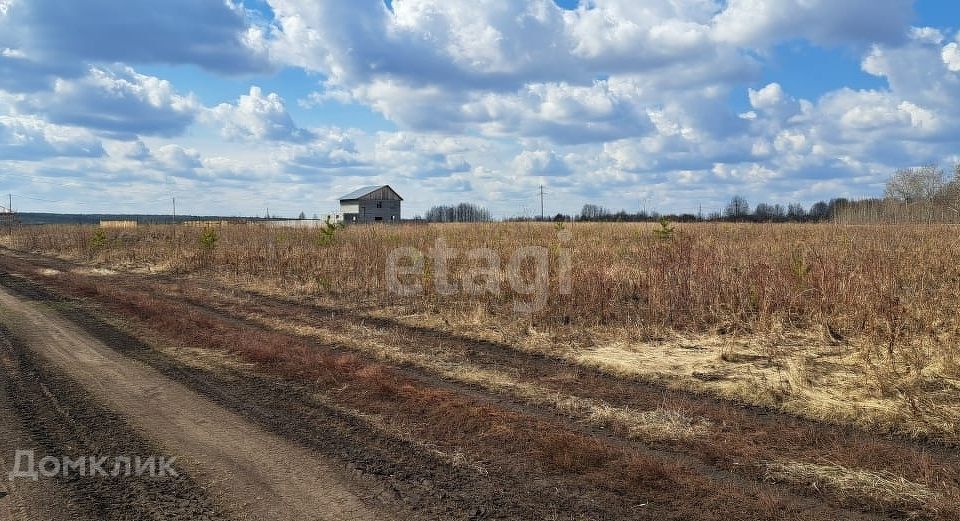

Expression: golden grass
xmin=764 ymin=461 xmax=938 ymax=509
xmin=384 ymin=310 xmax=960 ymax=441
xmin=586 ymin=403 xmax=712 ymax=442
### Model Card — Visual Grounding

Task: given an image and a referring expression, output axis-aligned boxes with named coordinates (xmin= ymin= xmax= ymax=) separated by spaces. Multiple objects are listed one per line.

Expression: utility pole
xmin=172 ymin=196 xmax=180 ymax=260
xmin=539 ymin=184 xmax=545 ymax=221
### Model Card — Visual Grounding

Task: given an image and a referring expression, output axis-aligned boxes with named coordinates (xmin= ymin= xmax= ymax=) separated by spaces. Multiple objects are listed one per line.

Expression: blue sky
xmin=1 ymin=0 xmax=959 ymax=218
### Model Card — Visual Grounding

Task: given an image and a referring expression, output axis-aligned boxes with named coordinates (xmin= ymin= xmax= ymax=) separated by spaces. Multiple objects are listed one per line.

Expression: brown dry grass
xmin=4 ymin=222 xmax=960 ymax=441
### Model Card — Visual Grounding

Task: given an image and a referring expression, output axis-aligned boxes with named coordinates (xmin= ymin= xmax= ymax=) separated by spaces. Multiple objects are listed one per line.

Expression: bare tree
xmin=787 ymin=203 xmax=806 ymax=221
xmin=725 ymin=195 xmax=750 ymax=219
xmin=884 ymin=165 xmax=948 ymax=202
xmin=808 ymin=201 xmax=831 ymax=221
xmin=936 ymin=163 xmax=960 ymax=218
xmin=753 ymin=203 xmax=777 ymax=220
xmin=425 ymin=203 xmax=492 ymax=223
xmin=579 ymin=204 xmax=610 ymax=221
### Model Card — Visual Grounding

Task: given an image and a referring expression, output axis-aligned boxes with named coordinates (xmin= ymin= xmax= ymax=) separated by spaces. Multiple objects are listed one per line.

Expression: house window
xmin=377 ymin=202 xmax=382 ymax=208
xmin=375 ymin=217 xmax=383 ymax=221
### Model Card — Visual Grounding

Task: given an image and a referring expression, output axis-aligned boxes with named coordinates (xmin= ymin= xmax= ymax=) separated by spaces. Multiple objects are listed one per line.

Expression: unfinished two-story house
xmin=338 ymin=185 xmax=403 ymax=224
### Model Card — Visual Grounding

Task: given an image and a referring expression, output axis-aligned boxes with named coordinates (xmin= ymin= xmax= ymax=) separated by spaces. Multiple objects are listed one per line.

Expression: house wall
xmin=340 ymin=200 xmax=401 ymax=223
xmin=358 ymin=200 xmax=401 ymax=223
xmin=339 ymin=186 xmax=403 ymax=223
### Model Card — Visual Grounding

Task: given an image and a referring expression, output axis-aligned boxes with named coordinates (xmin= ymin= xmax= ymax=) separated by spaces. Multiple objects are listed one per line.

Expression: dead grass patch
xmin=586 ymin=403 xmax=712 ymax=442
xmin=764 ymin=461 xmax=938 ymax=510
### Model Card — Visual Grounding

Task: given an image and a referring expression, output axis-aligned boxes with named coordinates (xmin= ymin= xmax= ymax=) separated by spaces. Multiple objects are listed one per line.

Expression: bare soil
xmin=0 ymin=324 xmax=226 ymax=520
xmin=0 ymin=287 xmax=393 ymax=520
xmin=0 ymin=367 xmax=88 ymax=521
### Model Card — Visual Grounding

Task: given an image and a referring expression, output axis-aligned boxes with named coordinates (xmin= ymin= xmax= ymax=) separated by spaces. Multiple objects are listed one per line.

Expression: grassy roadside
xmin=2 ymin=259 xmax=958 ymax=519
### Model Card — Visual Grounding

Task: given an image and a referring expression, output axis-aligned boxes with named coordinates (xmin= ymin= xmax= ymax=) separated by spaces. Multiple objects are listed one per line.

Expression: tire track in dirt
xmin=0 ymin=367 xmax=89 ymax=521
xmin=0 ymin=255 xmax=905 ymax=520
xmin=0 ymin=285 xmax=396 ymax=521
xmin=0 ymin=325 xmax=225 ymax=521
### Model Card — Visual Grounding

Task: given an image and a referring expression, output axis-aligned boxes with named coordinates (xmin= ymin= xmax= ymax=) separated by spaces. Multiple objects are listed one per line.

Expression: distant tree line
xmin=833 ymin=165 xmax=960 ymax=224
xmin=573 ymin=198 xmax=847 ymax=223
xmin=425 ymin=203 xmax=492 ymax=223
xmin=430 ymin=164 xmax=960 ymax=225
xmin=572 ymin=164 xmax=960 ymax=224
xmin=716 ymin=196 xmax=848 ymax=223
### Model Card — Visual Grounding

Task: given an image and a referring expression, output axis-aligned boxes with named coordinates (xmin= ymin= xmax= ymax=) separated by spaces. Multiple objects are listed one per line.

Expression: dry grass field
xmin=2 ymin=221 xmax=959 ymax=519
xmin=6 ymin=222 xmax=959 ymax=440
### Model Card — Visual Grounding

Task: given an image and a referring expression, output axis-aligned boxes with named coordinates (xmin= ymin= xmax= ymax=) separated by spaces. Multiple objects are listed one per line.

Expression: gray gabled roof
xmin=338 ymin=185 xmax=403 ymax=201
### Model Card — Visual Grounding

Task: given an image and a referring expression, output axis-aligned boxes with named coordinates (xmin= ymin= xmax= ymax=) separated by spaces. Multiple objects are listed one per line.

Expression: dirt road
xmin=0 ymin=285 xmax=392 ymax=521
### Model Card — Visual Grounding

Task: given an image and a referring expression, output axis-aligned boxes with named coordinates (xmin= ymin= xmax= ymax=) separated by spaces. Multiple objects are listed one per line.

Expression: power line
xmin=11 ymin=192 xmax=170 ymax=206
xmin=0 ymin=170 xmax=318 ymax=215
xmin=11 ymin=194 xmax=65 ymax=204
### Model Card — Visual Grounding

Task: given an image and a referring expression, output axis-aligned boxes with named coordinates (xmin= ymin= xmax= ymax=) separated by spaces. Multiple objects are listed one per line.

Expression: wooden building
xmin=338 ymin=185 xmax=402 ymax=224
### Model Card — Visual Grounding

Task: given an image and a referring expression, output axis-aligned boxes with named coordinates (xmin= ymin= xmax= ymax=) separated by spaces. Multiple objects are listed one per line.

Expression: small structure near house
xmin=182 ymin=220 xmax=236 ymax=227
xmin=99 ymin=220 xmax=138 ymax=229
xmin=338 ymin=185 xmax=402 ymax=224
xmin=261 ymin=219 xmax=329 ymax=229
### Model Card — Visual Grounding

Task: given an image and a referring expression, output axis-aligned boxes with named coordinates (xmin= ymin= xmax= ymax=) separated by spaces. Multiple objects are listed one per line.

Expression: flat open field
xmin=0 ymin=222 xmax=958 ymax=519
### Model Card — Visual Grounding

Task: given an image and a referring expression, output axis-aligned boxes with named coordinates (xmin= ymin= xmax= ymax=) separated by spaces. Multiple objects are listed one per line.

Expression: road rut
xmin=0 ymin=286 xmax=389 ymax=521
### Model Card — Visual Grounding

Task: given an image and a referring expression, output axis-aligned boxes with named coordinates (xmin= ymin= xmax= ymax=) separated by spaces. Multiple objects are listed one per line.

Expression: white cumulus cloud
xmin=712 ymin=0 xmax=913 ymax=47
xmin=0 ymin=114 xmax=103 ymax=160
xmin=210 ymin=86 xmax=313 ymax=143
xmin=943 ymin=41 xmax=960 ymax=72
xmin=19 ymin=66 xmax=200 ymax=139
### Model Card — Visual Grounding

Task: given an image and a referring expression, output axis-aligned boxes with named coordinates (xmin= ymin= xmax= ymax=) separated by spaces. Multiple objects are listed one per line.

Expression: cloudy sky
xmin=1 ymin=0 xmax=959 ymax=218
